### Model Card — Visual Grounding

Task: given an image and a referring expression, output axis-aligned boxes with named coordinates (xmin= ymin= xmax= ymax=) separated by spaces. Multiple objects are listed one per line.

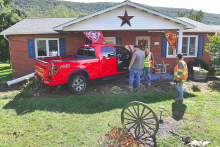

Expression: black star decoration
xmin=118 ymin=10 xmax=134 ymax=27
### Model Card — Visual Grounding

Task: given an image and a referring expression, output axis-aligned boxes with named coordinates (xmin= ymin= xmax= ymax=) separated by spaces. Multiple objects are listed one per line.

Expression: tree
xmin=26 ymin=6 xmax=44 ymax=18
xmin=189 ymin=9 xmax=204 ymax=22
xmin=45 ymin=5 xmax=76 ymax=17
xmin=205 ymin=32 xmax=220 ymax=67
xmin=78 ymin=13 xmax=87 ymax=18
xmin=177 ymin=9 xmax=204 ymax=22
xmin=0 ymin=0 xmax=27 ymax=63
xmin=178 ymin=10 xmax=186 ymax=17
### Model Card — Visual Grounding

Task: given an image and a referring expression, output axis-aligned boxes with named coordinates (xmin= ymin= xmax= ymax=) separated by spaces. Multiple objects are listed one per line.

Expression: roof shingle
xmin=0 ymin=17 xmax=76 ymax=35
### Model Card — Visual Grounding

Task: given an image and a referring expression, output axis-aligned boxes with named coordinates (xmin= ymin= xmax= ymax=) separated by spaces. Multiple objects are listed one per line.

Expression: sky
xmin=63 ymin=0 xmax=220 ymax=14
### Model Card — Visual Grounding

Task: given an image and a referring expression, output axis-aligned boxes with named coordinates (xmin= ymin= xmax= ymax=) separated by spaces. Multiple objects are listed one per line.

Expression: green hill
xmin=10 ymin=0 xmax=220 ymax=25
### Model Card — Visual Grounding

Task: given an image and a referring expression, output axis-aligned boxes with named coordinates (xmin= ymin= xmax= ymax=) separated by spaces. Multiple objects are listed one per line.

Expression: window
xmin=93 ymin=37 xmax=116 ymax=44
xmin=101 ymin=46 xmax=115 ymax=58
xmin=77 ymin=47 xmax=96 ymax=57
xmin=167 ymin=36 xmax=198 ymax=57
xmin=35 ymin=38 xmax=59 ymax=58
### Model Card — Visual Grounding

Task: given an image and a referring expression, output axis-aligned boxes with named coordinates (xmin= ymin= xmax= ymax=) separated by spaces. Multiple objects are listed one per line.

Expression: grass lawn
xmin=0 ymin=91 xmax=220 ymax=146
xmin=0 ymin=62 xmax=12 ymax=83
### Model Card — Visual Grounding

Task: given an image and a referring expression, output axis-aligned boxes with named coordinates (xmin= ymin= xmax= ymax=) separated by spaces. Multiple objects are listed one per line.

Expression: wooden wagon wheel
xmin=121 ymin=101 xmax=159 ymax=138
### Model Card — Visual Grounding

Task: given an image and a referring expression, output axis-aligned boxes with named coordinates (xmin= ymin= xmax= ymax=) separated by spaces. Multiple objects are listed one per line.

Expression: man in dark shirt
xmin=128 ymin=45 xmax=145 ymax=91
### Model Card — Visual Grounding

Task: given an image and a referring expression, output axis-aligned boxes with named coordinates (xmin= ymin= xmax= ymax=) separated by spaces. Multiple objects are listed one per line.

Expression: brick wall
xmin=9 ymin=31 xmax=214 ymax=78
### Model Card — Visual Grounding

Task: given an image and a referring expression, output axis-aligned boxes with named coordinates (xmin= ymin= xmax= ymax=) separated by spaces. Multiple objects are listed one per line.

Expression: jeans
xmin=176 ymin=82 xmax=183 ymax=99
xmin=144 ymin=67 xmax=152 ymax=84
xmin=129 ymin=68 xmax=142 ymax=89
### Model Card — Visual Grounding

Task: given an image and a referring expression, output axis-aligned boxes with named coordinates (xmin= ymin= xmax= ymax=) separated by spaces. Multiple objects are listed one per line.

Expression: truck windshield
xmin=77 ymin=47 xmax=96 ymax=57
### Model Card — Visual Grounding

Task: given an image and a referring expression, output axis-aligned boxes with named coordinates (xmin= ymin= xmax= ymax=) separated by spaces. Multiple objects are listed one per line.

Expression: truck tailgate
xmin=35 ymin=59 xmax=49 ymax=80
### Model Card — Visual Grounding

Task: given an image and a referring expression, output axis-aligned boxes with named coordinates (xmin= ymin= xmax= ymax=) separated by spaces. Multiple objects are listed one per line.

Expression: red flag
xmin=84 ymin=31 xmax=105 ymax=44
xmin=165 ymin=31 xmax=177 ymax=50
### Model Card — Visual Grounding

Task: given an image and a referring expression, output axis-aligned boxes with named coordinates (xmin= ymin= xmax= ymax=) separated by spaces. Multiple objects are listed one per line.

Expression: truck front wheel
xmin=68 ymin=75 xmax=87 ymax=93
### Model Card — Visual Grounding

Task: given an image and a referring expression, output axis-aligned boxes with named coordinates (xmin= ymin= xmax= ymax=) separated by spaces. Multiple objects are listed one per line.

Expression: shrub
xmin=111 ymin=86 xmax=121 ymax=93
xmin=187 ymin=61 xmax=196 ymax=72
xmin=20 ymin=78 xmax=40 ymax=91
xmin=196 ymin=58 xmax=210 ymax=71
xmin=98 ymin=126 xmax=144 ymax=147
xmin=189 ymin=58 xmax=215 ymax=74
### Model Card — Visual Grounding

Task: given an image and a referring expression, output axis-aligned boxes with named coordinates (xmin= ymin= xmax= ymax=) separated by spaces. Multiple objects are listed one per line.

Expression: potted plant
xmin=193 ymin=66 xmax=208 ymax=80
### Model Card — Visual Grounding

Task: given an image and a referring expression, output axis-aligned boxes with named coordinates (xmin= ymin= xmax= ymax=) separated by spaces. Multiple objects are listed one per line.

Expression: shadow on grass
xmin=3 ymin=92 xmax=196 ymax=115
xmin=172 ymin=101 xmax=187 ymax=121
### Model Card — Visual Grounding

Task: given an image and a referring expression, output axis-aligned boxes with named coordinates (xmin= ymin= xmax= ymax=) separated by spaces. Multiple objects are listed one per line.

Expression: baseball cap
xmin=177 ymin=53 xmax=183 ymax=58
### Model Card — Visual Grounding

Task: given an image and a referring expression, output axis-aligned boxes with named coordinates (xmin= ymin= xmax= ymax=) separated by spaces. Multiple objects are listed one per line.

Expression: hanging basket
xmin=193 ymin=67 xmax=208 ymax=80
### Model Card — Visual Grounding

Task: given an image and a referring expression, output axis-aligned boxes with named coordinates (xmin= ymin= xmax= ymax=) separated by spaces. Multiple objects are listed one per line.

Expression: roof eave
xmin=53 ymin=1 xmax=195 ymax=31
xmin=0 ymin=31 xmax=60 ymax=35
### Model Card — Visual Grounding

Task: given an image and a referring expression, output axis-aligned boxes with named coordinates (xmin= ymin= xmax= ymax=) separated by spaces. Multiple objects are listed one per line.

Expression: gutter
xmin=4 ymin=35 xmax=9 ymax=42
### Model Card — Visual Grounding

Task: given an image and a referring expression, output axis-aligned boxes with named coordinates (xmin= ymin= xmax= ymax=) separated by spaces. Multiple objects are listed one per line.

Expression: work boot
xmin=173 ymin=95 xmax=178 ymax=98
xmin=175 ymin=97 xmax=183 ymax=101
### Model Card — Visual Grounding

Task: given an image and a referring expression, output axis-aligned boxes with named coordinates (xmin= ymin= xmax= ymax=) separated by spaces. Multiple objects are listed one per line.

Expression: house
xmin=1 ymin=0 xmax=220 ymax=78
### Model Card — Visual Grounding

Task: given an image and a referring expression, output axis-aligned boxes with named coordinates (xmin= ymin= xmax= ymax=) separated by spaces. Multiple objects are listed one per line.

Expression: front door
xmin=136 ymin=36 xmax=151 ymax=51
xmin=100 ymin=46 xmax=117 ymax=77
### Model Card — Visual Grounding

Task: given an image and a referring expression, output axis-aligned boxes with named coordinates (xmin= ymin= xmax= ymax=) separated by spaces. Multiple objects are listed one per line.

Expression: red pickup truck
xmin=34 ymin=44 xmax=133 ymax=93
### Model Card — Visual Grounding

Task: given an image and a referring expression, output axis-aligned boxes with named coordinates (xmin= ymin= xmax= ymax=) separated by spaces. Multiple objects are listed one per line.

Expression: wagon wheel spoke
xmin=124 ymin=121 xmax=136 ymax=126
xmin=140 ymin=107 xmax=146 ymax=118
xmin=143 ymin=122 xmax=157 ymax=126
xmin=124 ymin=118 xmax=136 ymax=122
xmin=137 ymin=104 xmax=139 ymax=118
xmin=142 ymin=121 xmax=156 ymax=131
xmin=141 ymin=111 xmax=151 ymax=119
xmin=124 ymin=111 xmax=136 ymax=120
xmin=140 ymin=124 xmax=146 ymax=134
xmin=132 ymin=104 xmax=138 ymax=117
xmin=142 ymin=117 xmax=155 ymax=121
xmin=135 ymin=124 xmax=140 ymax=137
xmin=128 ymin=122 xmax=137 ymax=131
xmin=127 ymin=107 xmax=137 ymax=119
xmin=141 ymin=123 xmax=152 ymax=137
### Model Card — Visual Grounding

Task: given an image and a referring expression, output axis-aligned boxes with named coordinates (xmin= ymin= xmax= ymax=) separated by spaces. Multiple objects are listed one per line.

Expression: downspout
xmin=3 ymin=34 xmax=9 ymax=42
xmin=3 ymin=35 xmax=10 ymax=64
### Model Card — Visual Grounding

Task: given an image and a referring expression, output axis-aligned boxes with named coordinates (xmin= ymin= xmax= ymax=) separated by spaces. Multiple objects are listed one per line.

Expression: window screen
xmin=101 ymin=46 xmax=115 ymax=58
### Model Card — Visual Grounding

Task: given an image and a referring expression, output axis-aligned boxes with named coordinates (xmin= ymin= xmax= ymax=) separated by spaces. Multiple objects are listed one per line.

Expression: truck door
xmin=100 ymin=46 xmax=117 ymax=77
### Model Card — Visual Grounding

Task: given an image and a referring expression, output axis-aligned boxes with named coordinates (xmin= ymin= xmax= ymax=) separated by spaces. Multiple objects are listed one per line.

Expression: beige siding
xmin=63 ymin=6 xmax=185 ymax=31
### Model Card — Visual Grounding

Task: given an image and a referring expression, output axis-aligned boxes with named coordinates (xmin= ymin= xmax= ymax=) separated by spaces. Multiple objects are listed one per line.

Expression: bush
xmin=188 ymin=58 xmax=215 ymax=74
xmin=196 ymin=58 xmax=210 ymax=71
xmin=98 ymin=126 xmax=144 ymax=147
xmin=187 ymin=61 xmax=196 ymax=72
xmin=20 ymin=78 xmax=40 ymax=91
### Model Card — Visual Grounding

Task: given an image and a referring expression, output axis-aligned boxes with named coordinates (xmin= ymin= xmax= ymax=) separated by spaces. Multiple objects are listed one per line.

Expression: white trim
xmin=34 ymin=38 xmax=60 ymax=58
xmin=166 ymin=35 xmax=198 ymax=58
xmin=136 ymin=36 xmax=151 ymax=51
xmin=53 ymin=1 xmax=195 ymax=31
xmin=0 ymin=31 xmax=60 ymax=35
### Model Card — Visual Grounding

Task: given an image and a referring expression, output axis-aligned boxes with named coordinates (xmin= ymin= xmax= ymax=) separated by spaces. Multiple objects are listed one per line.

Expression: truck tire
xmin=68 ymin=74 xmax=87 ymax=93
